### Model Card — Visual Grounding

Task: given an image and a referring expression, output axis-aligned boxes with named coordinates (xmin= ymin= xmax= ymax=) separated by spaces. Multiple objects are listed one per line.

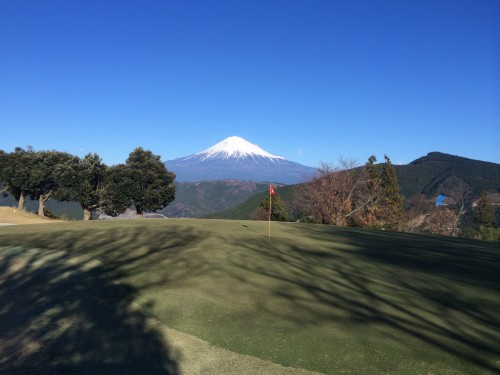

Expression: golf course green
xmin=1 ymin=219 xmax=499 ymax=374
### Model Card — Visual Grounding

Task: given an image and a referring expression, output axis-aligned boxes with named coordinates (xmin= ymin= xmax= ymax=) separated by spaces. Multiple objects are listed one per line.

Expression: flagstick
xmin=269 ymin=185 xmax=272 ymax=240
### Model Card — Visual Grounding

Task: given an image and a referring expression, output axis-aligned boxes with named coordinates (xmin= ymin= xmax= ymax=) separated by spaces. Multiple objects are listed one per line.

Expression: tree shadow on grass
xmin=0 ymin=221 xmax=212 ymax=291
xmin=227 ymin=223 xmax=500 ymax=373
xmin=337 ymin=228 xmax=500 ymax=291
xmin=0 ymin=245 xmax=179 ymax=374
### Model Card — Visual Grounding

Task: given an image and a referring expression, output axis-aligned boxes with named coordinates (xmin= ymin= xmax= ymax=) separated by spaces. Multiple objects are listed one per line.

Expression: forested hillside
xmin=204 ymin=184 xmax=296 ymax=220
xmin=395 ymin=152 xmax=500 ymax=198
xmin=159 ymin=180 xmax=275 ymax=218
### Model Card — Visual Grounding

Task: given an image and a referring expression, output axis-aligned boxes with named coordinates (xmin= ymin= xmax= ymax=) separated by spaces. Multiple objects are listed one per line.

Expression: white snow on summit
xmin=187 ymin=136 xmax=285 ymax=161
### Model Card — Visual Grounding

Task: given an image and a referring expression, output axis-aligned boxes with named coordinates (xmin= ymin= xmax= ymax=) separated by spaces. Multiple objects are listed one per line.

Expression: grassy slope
xmin=1 ymin=220 xmax=499 ymax=374
xmin=0 ymin=194 xmax=84 ymax=220
xmin=0 ymin=206 xmax=62 ymax=224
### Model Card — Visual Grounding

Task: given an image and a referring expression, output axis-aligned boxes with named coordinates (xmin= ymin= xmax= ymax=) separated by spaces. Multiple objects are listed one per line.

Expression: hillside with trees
xmin=204 ymin=184 xmax=296 ymax=220
xmin=206 ymin=153 xmax=499 ymax=240
xmin=159 ymin=180 xmax=274 ymax=218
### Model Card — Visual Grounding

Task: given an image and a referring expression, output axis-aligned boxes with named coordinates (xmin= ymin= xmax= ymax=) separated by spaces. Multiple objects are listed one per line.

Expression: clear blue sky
xmin=1 ymin=0 xmax=499 ymax=167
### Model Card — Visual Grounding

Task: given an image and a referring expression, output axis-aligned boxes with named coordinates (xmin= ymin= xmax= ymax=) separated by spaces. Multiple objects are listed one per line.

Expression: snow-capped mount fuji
xmin=187 ymin=136 xmax=285 ymax=162
xmin=165 ymin=136 xmax=316 ymax=183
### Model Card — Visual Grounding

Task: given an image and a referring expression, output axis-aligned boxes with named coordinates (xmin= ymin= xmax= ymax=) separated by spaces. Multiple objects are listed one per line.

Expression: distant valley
xmin=158 ymin=180 xmax=276 ymax=218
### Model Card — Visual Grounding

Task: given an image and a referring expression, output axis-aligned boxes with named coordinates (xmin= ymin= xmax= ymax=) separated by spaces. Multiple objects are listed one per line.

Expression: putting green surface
xmin=1 ymin=219 xmax=499 ymax=374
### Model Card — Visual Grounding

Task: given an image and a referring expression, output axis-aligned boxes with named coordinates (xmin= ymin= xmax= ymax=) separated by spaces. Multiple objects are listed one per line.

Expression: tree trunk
xmin=83 ymin=208 xmax=91 ymax=221
xmin=38 ymin=191 xmax=53 ymax=217
xmin=18 ymin=191 xmax=26 ymax=211
xmin=136 ymin=207 xmax=144 ymax=218
xmin=38 ymin=195 xmax=45 ymax=217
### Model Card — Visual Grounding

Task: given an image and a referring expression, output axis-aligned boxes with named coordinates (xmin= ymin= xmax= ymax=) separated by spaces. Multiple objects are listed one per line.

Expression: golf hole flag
xmin=270 ymin=184 xmax=276 ymax=196
xmin=269 ymin=184 xmax=275 ymax=239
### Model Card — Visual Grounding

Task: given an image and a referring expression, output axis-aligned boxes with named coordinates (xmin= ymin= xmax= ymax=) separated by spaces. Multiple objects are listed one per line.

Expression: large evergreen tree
xmin=476 ymin=191 xmax=494 ymax=228
xmin=29 ymin=150 xmax=79 ymax=217
xmin=259 ymin=192 xmax=289 ymax=221
xmin=103 ymin=147 xmax=176 ymax=217
xmin=0 ymin=148 xmax=79 ymax=215
xmin=58 ymin=153 xmax=107 ymax=220
xmin=0 ymin=147 xmax=37 ymax=210
xmin=354 ymin=155 xmax=383 ymax=226
xmin=379 ymin=155 xmax=404 ymax=230
xmin=473 ymin=191 xmax=499 ymax=240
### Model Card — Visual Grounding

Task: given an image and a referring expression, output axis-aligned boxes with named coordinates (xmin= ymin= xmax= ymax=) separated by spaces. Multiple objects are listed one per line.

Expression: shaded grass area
xmin=0 ymin=244 xmax=179 ymax=374
xmin=0 ymin=220 xmax=499 ymax=374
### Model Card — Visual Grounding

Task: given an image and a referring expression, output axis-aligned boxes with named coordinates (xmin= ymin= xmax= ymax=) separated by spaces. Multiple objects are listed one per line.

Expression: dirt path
xmin=0 ymin=245 xmax=323 ymax=375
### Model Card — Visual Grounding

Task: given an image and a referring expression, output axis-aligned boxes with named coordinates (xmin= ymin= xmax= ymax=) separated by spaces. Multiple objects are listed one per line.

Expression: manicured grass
xmin=1 ymin=219 xmax=499 ymax=374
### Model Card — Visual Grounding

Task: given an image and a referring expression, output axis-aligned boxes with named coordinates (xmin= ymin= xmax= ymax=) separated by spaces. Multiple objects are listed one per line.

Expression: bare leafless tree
xmin=434 ymin=177 xmax=473 ymax=236
xmin=402 ymin=194 xmax=434 ymax=232
xmin=425 ymin=207 xmax=460 ymax=236
xmin=294 ymin=157 xmax=380 ymax=226
xmin=452 ymin=185 xmax=472 ymax=236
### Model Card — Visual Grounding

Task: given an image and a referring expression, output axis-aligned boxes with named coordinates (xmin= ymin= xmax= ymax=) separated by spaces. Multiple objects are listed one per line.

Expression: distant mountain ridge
xmin=165 ymin=136 xmax=316 ymax=184
xmin=395 ymin=151 xmax=500 ymax=198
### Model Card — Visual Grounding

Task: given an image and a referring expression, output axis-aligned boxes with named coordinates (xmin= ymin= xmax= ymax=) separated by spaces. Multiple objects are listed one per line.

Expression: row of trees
xmin=0 ymin=147 xmax=176 ymax=219
xmin=294 ymin=155 xmax=404 ymax=229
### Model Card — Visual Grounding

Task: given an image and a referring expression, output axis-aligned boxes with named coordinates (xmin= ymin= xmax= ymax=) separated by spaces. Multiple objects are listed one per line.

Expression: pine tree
xmin=366 ymin=155 xmax=380 ymax=183
xmin=476 ymin=191 xmax=494 ymax=227
xmin=380 ymin=155 xmax=404 ymax=230
xmin=260 ymin=193 xmax=289 ymax=221
xmin=359 ymin=155 xmax=383 ymax=226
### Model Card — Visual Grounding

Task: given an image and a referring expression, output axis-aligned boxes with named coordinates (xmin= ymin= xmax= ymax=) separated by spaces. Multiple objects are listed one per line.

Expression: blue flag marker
xmin=436 ymin=194 xmax=445 ymax=206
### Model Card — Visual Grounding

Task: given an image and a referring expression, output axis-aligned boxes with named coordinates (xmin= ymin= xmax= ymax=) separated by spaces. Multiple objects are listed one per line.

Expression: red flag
xmin=270 ymin=185 xmax=275 ymax=195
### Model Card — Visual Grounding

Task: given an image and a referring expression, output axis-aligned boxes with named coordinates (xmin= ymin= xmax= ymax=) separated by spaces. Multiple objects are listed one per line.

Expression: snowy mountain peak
xmin=165 ymin=136 xmax=317 ymax=183
xmin=188 ymin=136 xmax=285 ymax=161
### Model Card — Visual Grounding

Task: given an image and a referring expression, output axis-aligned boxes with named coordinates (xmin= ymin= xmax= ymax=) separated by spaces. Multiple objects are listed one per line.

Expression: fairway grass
xmin=1 ymin=219 xmax=499 ymax=374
